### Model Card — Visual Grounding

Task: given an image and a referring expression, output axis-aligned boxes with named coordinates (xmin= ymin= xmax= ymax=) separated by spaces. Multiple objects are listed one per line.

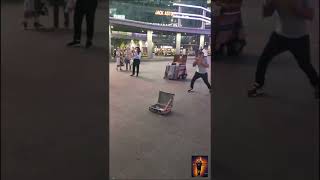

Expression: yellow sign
xmin=155 ymin=10 xmax=173 ymax=16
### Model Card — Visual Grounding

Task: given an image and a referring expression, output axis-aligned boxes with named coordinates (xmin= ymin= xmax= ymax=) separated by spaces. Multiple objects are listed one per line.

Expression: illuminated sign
xmin=155 ymin=10 xmax=173 ymax=16
xmin=114 ymin=14 xmax=125 ymax=19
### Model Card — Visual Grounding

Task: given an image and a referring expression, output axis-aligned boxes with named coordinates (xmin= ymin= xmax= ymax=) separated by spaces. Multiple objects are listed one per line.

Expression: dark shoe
xmin=22 ymin=21 xmax=28 ymax=30
xmin=188 ymin=88 xmax=193 ymax=93
xmin=248 ymin=83 xmax=264 ymax=97
xmin=67 ymin=40 xmax=80 ymax=47
xmin=237 ymin=39 xmax=246 ymax=53
xmin=130 ymin=74 xmax=134 ymax=76
xmin=85 ymin=41 xmax=92 ymax=48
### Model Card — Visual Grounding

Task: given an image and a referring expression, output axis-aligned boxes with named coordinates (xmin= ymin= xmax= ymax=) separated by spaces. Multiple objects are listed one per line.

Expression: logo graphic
xmin=192 ymin=156 xmax=208 ymax=177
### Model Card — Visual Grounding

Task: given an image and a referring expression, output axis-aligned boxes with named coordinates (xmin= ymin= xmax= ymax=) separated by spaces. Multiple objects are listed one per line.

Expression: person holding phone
xmin=130 ymin=47 xmax=141 ymax=77
xmin=248 ymin=0 xmax=319 ymax=98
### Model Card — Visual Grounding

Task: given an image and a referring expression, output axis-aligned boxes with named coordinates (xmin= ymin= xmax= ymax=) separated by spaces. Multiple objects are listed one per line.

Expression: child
xmin=115 ymin=48 xmax=122 ymax=71
xmin=130 ymin=49 xmax=135 ymax=71
xmin=64 ymin=0 xmax=76 ymax=28
xmin=124 ymin=47 xmax=131 ymax=71
xmin=23 ymin=0 xmax=46 ymax=29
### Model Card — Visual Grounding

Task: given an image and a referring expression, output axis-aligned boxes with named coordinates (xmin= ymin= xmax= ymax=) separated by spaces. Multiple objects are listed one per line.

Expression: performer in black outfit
xmin=67 ymin=0 xmax=98 ymax=48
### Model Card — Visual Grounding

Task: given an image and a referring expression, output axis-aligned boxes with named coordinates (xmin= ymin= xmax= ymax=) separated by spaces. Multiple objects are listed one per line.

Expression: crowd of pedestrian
xmin=113 ymin=47 xmax=142 ymax=77
xmin=22 ymin=0 xmax=98 ymax=49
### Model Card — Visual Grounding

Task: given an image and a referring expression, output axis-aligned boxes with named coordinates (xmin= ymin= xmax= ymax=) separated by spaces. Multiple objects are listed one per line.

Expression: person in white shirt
xmin=248 ymin=0 xmax=319 ymax=98
xmin=202 ymin=45 xmax=209 ymax=61
xmin=130 ymin=47 xmax=142 ymax=77
xmin=182 ymin=49 xmax=186 ymax=55
xmin=188 ymin=50 xmax=212 ymax=93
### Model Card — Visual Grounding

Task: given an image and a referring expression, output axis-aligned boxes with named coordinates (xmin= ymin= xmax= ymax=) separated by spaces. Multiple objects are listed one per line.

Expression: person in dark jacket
xmin=67 ymin=0 xmax=98 ymax=48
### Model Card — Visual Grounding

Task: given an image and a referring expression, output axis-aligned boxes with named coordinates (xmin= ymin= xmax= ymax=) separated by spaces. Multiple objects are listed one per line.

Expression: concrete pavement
xmin=2 ymin=0 xmax=319 ymax=180
xmin=109 ymin=58 xmax=212 ymax=179
xmin=1 ymin=2 xmax=108 ymax=180
xmin=212 ymin=1 xmax=319 ymax=180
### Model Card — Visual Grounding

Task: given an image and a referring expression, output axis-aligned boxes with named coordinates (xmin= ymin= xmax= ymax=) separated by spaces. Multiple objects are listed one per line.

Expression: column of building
xmin=147 ymin=30 xmax=153 ymax=59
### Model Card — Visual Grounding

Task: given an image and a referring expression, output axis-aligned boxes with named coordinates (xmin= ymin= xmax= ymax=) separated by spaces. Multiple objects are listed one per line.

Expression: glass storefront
xmin=110 ymin=0 xmax=211 ymax=58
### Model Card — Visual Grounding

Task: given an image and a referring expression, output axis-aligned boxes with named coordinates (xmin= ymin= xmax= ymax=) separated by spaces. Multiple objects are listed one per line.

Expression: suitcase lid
xmin=158 ymin=91 xmax=175 ymax=106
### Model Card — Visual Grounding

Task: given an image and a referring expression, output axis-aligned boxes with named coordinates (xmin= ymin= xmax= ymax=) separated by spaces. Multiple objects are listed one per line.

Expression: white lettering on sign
xmin=114 ymin=14 xmax=126 ymax=19
xmin=155 ymin=10 xmax=173 ymax=16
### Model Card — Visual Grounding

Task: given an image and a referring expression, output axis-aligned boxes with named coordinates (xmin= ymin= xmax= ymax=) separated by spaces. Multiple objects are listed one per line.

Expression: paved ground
xmin=2 ymin=1 xmax=319 ymax=180
xmin=212 ymin=1 xmax=319 ymax=180
xmin=109 ymin=58 xmax=211 ymax=179
xmin=1 ymin=2 xmax=108 ymax=180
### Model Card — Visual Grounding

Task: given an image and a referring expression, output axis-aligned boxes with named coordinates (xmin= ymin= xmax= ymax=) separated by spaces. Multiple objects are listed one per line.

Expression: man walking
xmin=248 ymin=0 xmax=319 ymax=98
xmin=67 ymin=0 xmax=98 ymax=48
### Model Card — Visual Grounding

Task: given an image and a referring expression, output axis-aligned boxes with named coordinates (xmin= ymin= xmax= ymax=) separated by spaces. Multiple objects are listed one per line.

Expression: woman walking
xmin=130 ymin=47 xmax=142 ymax=77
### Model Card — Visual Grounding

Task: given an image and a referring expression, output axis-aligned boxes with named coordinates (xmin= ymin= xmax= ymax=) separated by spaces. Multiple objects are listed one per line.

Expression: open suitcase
xmin=149 ymin=91 xmax=175 ymax=115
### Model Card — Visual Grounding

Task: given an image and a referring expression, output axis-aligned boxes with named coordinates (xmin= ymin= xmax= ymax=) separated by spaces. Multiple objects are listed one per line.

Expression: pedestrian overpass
xmin=108 ymin=2 xmax=212 ymax=59
xmin=109 ymin=17 xmax=211 ymax=35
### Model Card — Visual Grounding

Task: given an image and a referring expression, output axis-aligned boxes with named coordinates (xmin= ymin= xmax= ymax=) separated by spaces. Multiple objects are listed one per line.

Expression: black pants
xmin=190 ymin=72 xmax=211 ymax=89
xmin=125 ymin=63 xmax=131 ymax=71
xmin=73 ymin=2 xmax=97 ymax=41
xmin=53 ymin=1 xmax=69 ymax=28
xmin=255 ymin=32 xmax=319 ymax=87
xmin=132 ymin=59 xmax=140 ymax=76
xmin=63 ymin=1 xmax=70 ymax=27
